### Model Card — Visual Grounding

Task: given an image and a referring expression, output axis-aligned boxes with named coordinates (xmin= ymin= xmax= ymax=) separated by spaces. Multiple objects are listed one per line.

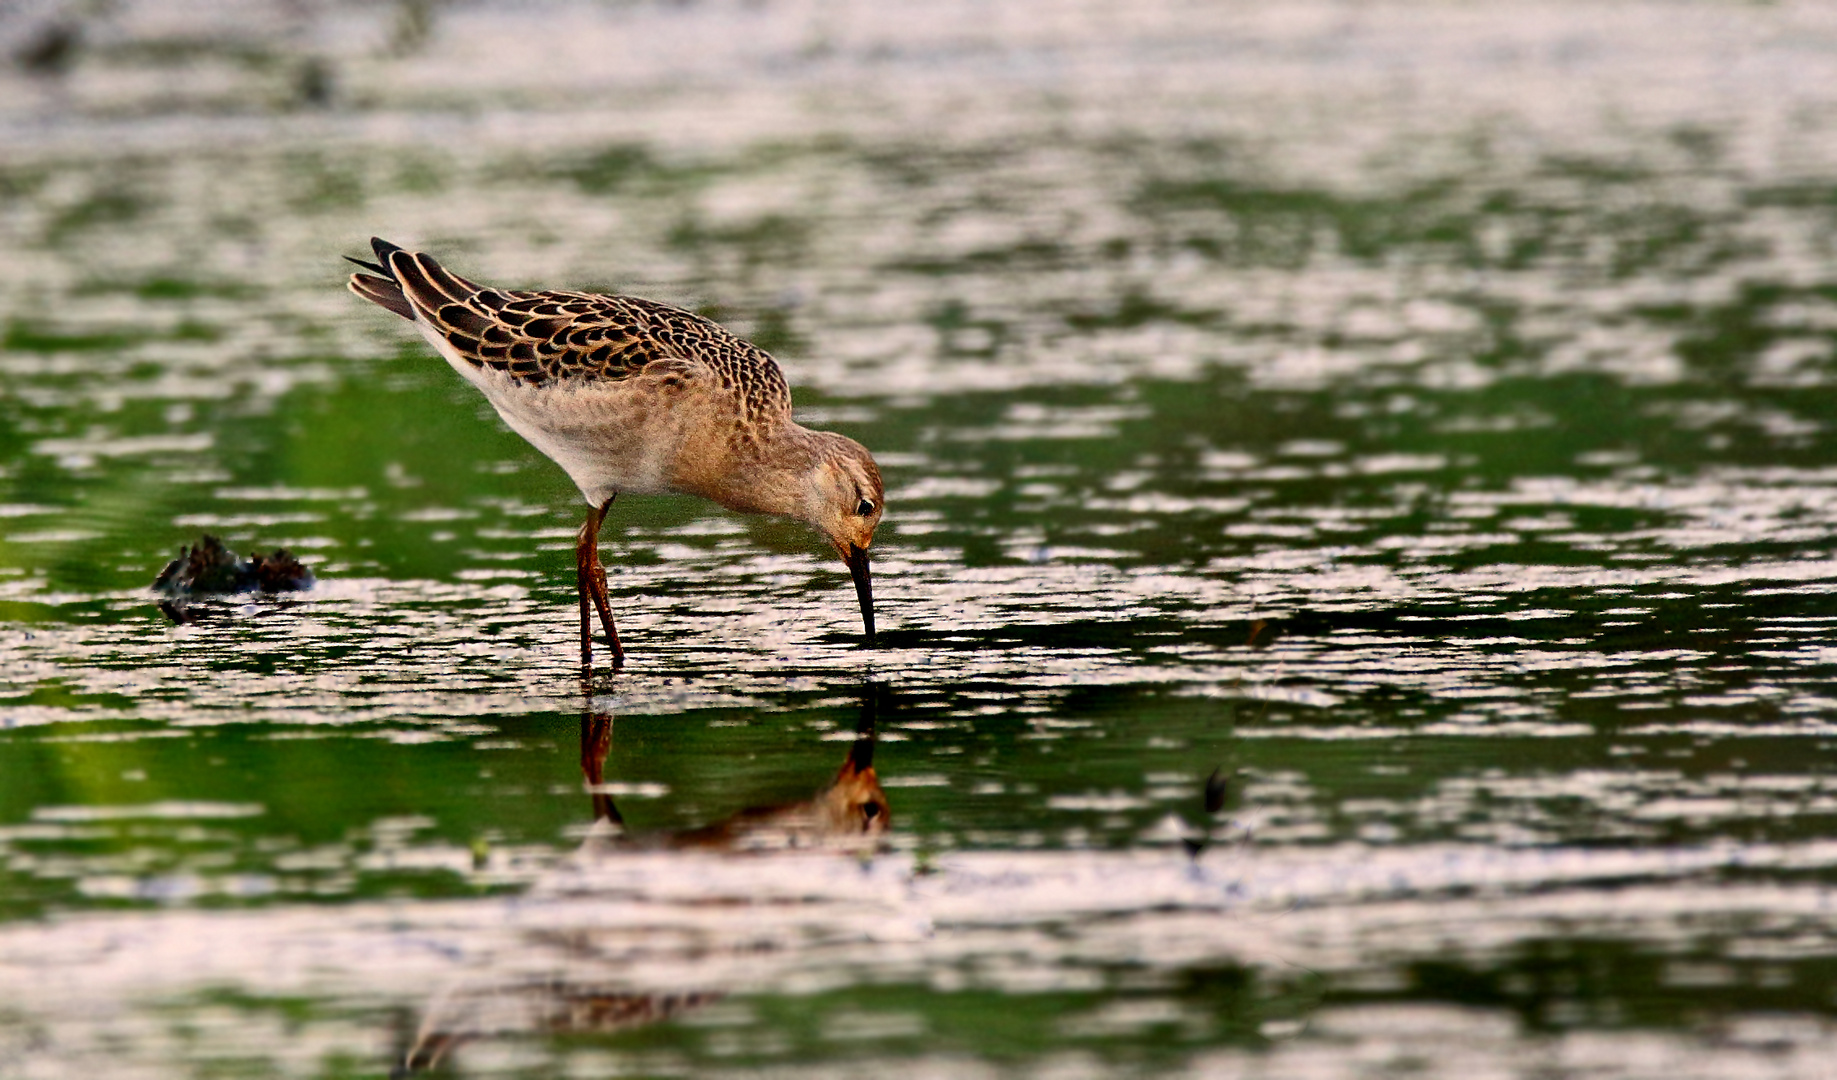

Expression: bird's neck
xmin=678 ymin=420 xmax=821 ymax=522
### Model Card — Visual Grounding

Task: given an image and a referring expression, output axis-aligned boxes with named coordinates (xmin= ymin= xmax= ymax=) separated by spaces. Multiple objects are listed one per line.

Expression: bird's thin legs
xmin=580 ymin=699 xmax=621 ymax=826
xmin=576 ymin=563 xmax=592 ymax=667
xmin=576 ymin=496 xmax=623 ymax=668
xmin=589 ymin=496 xmax=621 ymax=658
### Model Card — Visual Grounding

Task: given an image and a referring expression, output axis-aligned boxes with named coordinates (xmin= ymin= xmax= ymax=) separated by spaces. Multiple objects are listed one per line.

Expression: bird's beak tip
xmin=845 ymin=544 xmax=875 ymax=644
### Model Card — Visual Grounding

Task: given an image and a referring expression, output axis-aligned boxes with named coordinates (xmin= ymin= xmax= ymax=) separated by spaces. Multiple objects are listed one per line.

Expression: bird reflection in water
xmin=395 ymin=685 xmax=891 ymax=1074
xmin=579 ymin=697 xmax=889 ymax=855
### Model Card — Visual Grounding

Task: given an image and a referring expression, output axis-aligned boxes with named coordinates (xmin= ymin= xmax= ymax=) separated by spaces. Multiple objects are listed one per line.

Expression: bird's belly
xmin=520 ymin=413 xmax=674 ymax=503
xmin=416 ymin=324 xmax=679 ymax=504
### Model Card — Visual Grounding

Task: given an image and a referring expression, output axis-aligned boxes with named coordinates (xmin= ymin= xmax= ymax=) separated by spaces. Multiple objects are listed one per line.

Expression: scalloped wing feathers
xmin=345 ymin=240 xmax=793 ymax=422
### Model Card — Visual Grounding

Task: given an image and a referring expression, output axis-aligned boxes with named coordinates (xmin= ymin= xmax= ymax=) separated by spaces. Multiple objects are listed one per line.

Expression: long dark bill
xmin=848 ymin=683 xmax=879 ymax=772
xmin=846 ymin=544 xmax=875 ymax=645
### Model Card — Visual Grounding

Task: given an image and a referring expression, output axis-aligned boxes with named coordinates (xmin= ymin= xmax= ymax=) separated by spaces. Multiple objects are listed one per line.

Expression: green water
xmin=5 ymin=2 xmax=1837 ymax=1076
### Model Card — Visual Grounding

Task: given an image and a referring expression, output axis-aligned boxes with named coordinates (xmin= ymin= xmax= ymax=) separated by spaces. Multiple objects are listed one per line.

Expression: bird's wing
xmin=350 ymin=241 xmax=791 ymax=416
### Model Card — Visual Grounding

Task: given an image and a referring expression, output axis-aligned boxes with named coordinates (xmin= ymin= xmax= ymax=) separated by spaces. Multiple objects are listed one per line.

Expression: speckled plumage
xmin=394 ymin=260 xmax=790 ymax=413
xmin=346 ymin=237 xmax=883 ymax=664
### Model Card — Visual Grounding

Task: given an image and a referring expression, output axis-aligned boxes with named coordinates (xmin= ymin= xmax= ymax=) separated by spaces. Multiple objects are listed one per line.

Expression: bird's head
xmin=817 ymin=726 xmax=891 ymax=836
xmin=801 ymin=432 xmax=884 ymax=643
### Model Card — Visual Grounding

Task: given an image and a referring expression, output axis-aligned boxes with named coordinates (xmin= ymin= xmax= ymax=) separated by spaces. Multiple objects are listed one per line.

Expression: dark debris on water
xmin=153 ymin=534 xmax=314 ymax=596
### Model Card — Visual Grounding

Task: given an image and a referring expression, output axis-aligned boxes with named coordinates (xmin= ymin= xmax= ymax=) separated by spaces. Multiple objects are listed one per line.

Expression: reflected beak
xmin=846 ymin=729 xmax=877 ymax=773
xmin=844 ymin=543 xmax=875 ymax=644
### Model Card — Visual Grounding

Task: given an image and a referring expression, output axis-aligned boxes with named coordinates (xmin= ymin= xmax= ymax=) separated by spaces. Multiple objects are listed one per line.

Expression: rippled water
xmin=5 ymin=1 xmax=1837 ymax=1076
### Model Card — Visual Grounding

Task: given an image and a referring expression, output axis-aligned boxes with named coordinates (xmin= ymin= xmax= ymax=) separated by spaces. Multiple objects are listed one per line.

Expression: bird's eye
xmin=856 ymin=498 xmax=876 ymax=516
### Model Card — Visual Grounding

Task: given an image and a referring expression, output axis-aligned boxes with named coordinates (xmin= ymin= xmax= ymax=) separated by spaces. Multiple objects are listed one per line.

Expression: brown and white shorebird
xmin=344 ymin=238 xmax=883 ymax=665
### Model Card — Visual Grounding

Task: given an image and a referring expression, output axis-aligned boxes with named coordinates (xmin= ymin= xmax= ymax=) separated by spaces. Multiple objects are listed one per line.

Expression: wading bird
xmin=346 ymin=238 xmax=882 ymax=666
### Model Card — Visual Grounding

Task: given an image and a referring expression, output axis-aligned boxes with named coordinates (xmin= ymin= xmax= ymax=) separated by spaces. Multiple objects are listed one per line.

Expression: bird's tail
xmin=345 ymin=237 xmax=492 ymax=328
xmin=345 ymin=237 xmax=414 ymax=320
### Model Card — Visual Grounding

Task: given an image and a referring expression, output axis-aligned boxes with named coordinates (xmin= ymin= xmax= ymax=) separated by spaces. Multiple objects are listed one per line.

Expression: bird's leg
xmin=577 ymin=541 xmax=592 ymax=669
xmin=580 ymin=695 xmax=622 ymax=827
xmin=575 ymin=496 xmax=623 ymax=668
xmin=589 ymin=495 xmax=622 ymax=661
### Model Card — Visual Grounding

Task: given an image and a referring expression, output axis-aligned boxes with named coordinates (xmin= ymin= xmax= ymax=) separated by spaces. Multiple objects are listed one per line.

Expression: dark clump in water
xmin=152 ymin=534 xmax=315 ymax=596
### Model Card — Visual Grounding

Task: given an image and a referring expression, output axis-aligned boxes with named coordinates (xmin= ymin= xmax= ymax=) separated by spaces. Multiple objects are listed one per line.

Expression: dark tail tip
xmin=349 ymin=237 xmax=406 ymax=281
xmin=370 ymin=236 xmax=406 ymax=271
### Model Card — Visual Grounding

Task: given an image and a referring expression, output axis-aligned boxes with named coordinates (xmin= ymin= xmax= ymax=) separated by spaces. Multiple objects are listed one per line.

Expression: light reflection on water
xmin=5 ymin=0 xmax=1837 ymax=1075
